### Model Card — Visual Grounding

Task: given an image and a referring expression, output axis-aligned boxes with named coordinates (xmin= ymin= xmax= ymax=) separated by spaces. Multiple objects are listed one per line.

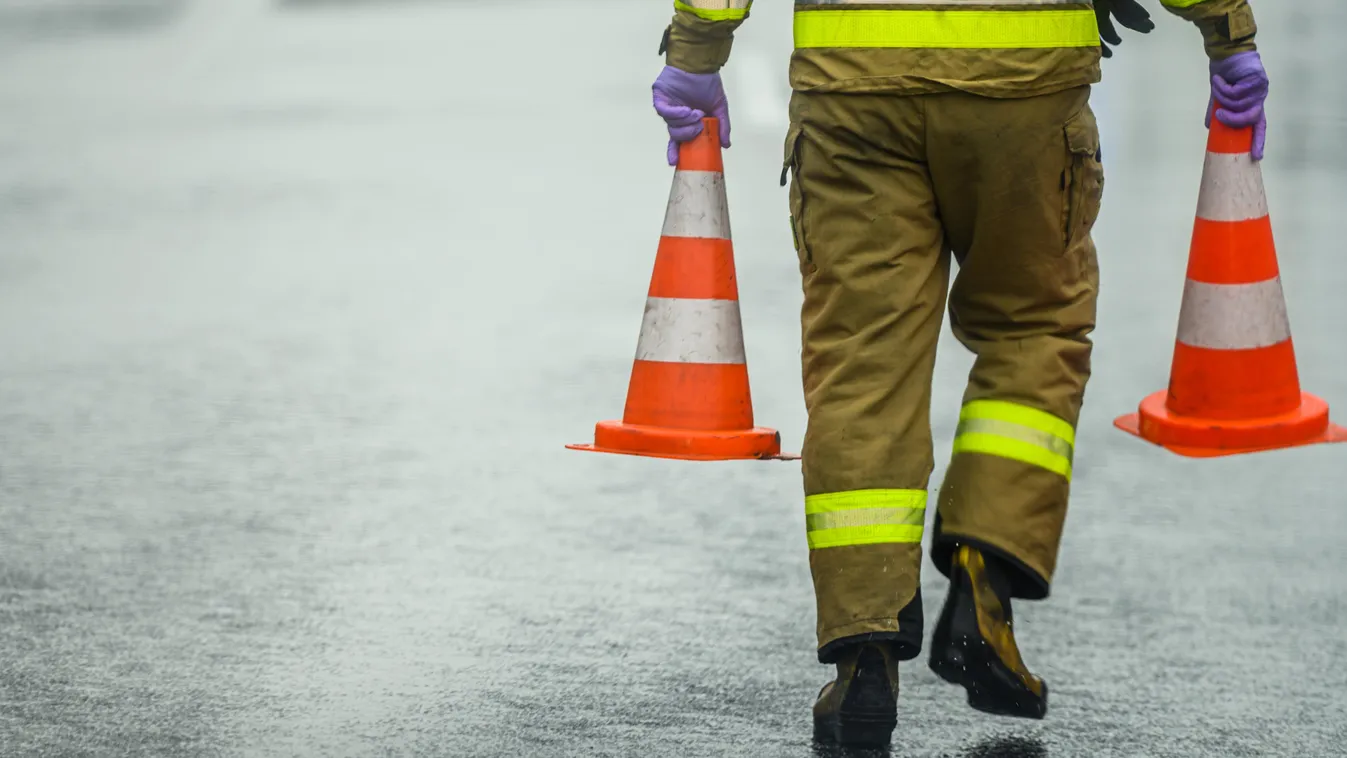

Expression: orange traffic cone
xmin=568 ymin=118 xmax=795 ymax=461
xmin=1115 ymin=108 xmax=1347 ymax=457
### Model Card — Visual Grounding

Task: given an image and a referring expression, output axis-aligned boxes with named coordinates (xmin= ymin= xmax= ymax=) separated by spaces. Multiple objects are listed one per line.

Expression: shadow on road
xmin=809 ymin=734 xmax=1046 ymax=758
xmin=810 ymin=743 xmax=892 ymax=758
xmin=962 ymin=736 xmax=1047 ymax=758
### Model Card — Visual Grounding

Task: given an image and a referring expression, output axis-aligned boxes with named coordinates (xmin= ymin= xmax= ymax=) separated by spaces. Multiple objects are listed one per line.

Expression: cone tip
xmin=676 ymin=117 xmax=725 ymax=173
xmin=1206 ymin=106 xmax=1256 ymax=155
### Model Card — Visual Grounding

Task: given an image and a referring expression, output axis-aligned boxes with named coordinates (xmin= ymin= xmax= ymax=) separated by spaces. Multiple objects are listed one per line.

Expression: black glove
xmin=1095 ymin=0 xmax=1156 ymax=58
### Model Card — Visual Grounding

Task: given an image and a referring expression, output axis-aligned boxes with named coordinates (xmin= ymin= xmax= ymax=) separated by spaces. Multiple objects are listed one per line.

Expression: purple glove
xmin=652 ymin=65 xmax=731 ymax=166
xmin=1207 ymin=51 xmax=1269 ymax=160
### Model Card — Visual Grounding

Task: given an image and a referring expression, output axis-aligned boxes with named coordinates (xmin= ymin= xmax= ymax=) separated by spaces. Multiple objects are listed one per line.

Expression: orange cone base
xmin=1114 ymin=390 xmax=1347 ymax=458
xmin=567 ymin=420 xmax=799 ymax=462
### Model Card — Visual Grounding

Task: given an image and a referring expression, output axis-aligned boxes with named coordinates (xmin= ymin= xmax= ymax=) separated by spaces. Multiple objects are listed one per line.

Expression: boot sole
xmin=929 ymin=634 xmax=1048 ymax=720
xmin=813 ymin=712 xmax=898 ymax=749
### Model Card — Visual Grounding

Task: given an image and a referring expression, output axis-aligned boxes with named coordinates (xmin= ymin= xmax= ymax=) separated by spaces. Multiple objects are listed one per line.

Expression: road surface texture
xmin=2 ymin=1 xmax=1345 ymax=756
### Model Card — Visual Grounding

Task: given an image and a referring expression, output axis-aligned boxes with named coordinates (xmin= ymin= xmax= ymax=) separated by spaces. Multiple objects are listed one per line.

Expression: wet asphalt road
xmin=2 ymin=1 xmax=1346 ymax=756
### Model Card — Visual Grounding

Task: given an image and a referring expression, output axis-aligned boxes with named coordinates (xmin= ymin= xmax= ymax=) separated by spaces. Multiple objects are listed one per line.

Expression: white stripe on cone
xmin=661 ymin=171 xmax=731 ymax=241
xmin=635 ymin=297 xmax=747 ymax=365
xmin=1195 ymin=152 xmax=1269 ymax=223
xmin=1176 ymin=278 xmax=1292 ymax=351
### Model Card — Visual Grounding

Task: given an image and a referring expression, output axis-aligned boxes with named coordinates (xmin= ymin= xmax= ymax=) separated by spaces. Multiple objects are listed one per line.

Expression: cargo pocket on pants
xmin=782 ymin=124 xmax=816 ymax=274
xmin=1061 ymin=106 xmax=1105 ymax=255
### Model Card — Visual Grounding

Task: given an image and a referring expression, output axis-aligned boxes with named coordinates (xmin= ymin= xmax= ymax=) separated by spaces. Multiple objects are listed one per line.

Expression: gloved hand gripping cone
xmin=812 ymin=643 xmax=899 ymax=748
xmin=929 ymin=546 xmax=1048 ymax=720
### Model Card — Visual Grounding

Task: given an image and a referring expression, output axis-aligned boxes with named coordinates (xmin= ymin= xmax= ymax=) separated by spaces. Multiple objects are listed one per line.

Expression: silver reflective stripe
xmin=956 ymin=418 xmax=1074 ymax=462
xmin=1177 ymin=279 xmax=1292 ymax=350
xmin=806 ymin=507 xmax=925 ymax=532
xmin=1196 ymin=152 xmax=1269 ymax=222
xmin=662 ymin=171 xmax=731 ymax=241
xmin=804 ymin=0 xmax=1091 ymax=5
xmin=635 ymin=297 xmax=747 ymax=365
xmin=683 ymin=0 xmax=751 ymax=7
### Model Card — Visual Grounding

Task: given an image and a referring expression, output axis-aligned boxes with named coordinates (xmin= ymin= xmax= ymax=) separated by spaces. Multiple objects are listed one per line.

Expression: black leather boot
xmin=812 ymin=642 xmax=900 ymax=748
xmin=929 ymin=545 xmax=1048 ymax=719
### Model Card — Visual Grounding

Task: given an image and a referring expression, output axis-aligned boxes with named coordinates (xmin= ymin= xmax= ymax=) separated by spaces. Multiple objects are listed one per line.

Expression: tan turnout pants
xmin=784 ymin=86 xmax=1102 ymax=662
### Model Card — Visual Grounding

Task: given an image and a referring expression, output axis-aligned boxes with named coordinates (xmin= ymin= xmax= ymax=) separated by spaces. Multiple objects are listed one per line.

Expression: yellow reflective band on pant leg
xmin=675 ymin=0 xmax=752 ymax=22
xmin=807 ymin=508 xmax=927 ymax=532
xmin=953 ymin=431 xmax=1073 ymax=479
xmin=961 ymin=400 xmax=1076 ymax=446
xmin=957 ymin=419 xmax=1073 ymax=461
xmin=805 ymin=489 xmax=927 ymax=550
xmin=794 ymin=9 xmax=1100 ymax=50
xmin=953 ymin=401 xmax=1076 ymax=479
xmin=1159 ymin=0 xmax=1209 ymax=8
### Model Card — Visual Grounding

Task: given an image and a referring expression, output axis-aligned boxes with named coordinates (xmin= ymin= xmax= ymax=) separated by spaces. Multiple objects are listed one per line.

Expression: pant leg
xmin=785 ymin=91 xmax=949 ymax=662
xmin=924 ymin=86 xmax=1103 ymax=599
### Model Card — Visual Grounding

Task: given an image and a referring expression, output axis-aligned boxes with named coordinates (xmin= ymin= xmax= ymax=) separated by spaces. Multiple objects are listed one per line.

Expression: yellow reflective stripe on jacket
xmin=794 ymin=9 xmax=1100 ymax=50
xmin=805 ymin=489 xmax=926 ymax=550
xmin=675 ymin=0 xmax=752 ymax=22
xmin=952 ymin=400 xmax=1076 ymax=479
xmin=1159 ymin=0 xmax=1210 ymax=7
